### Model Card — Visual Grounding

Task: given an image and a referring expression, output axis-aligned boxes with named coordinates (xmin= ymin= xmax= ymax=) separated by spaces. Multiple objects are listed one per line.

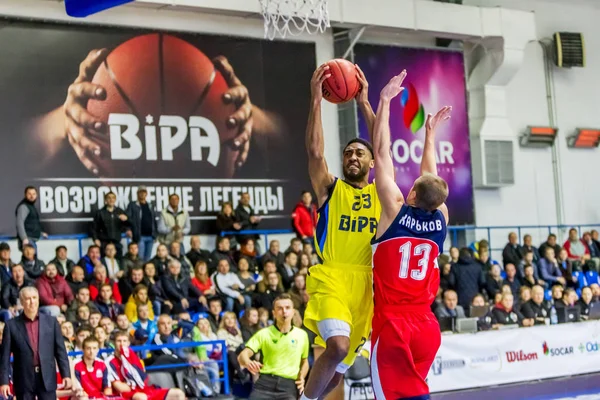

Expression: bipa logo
xmin=542 ymin=341 xmax=574 ymax=357
xmin=505 ymin=350 xmax=538 ymax=363
xmin=108 ymin=113 xmax=220 ymax=164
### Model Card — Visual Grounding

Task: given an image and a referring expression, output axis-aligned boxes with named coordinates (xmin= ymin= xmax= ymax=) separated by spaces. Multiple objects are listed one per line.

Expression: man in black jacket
xmin=92 ymin=192 xmax=129 ymax=259
xmin=234 ymin=192 xmax=261 ymax=244
xmin=118 ymin=266 xmax=147 ymax=303
xmin=0 ymin=287 xmax=71 ymax=400
xmin=15 ymin=186 xmax=47 ymax=251
xmin=186 ymin=236 xmax=212 ymax=269
xmin=20 ymin=244 xmax=44 ymax=280
xmin=160 ymin=259 xmax=205 ymax=314
xmin=210 ymin=237 xmax=236 ymax=274
xmin=521 ymin=285 xmax=551 ymax=325
xmin=448 ymin=248 xmax=485 ymax=310
xmin=125 ymin=187 xmax=157 ymax=262
xmin=538 ymin=234 xmax=562 ymax=264
xmin=0 ymin=264 xmax=34 ymax=319
xmin=502 ymin=232 xmax=522 ymax=267
xmin=48 ymin=245 xmax=75 ymax=277
xmin=519 ymin=234 xmax=540 ymax=262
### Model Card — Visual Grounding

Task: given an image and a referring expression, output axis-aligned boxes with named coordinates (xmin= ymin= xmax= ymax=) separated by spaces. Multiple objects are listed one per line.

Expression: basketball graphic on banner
xmin=88 ymin=33 xmax=238 ymax=178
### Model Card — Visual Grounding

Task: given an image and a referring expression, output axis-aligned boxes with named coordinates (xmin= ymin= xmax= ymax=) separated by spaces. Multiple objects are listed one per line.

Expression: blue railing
xmin=67 ymin=340 xmax=230 ymax=395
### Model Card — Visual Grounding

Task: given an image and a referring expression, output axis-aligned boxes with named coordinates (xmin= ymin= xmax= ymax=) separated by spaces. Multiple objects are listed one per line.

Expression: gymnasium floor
xmin=431 ymin=373 xmax=600 ymax=400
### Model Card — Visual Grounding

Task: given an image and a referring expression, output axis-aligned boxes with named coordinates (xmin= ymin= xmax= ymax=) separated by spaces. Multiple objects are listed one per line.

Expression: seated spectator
xmin=257 ymin=260 xmax=285 ymax=293
xmin=262 ymin=240 xmax=285 ymax=268
xmin=107 ymin=331 xmax=186 ymax=400
xmin=191 ymin=317 xmax=221 ymax=393
xmin=0 ymin=264 xmax=34 ymax=319
xmin=502 ymin=232 xmax=522 ymax=268
xmin=142 ymin=261 xmax=169 ymax=316
xmin=437 ymin=255 xmax=452 ymax=292
xmin=74 ymin=336 xmax=113 ymax=399
xmin=449 ymin=247 xmax=459 ymax=264
xmin=102 ymin=243 xmax=123 ymax=281
xmin=95 ymin=283 xmax=124 ymax=320
xmin=491 ymin=293 xmax=533 ymax=328
xmin=191 ymin=261 xmax=217 ymax=302
xmin=538 ymin=247 xmax=567 ymax=287
xmin=118 ymin=266 xmax=147 ymax=304
xmin=186 ymin=235 xmax=212 ymax=268
xmin=66 ymin=265 xmax=88 ymax=297
xmin=240 ymin=307 xmax=260 ymax=342
xmin=50 ymin=245 xmax=75 ymax=277
xmin=235 ymin=238 xmax=259 ymax=269
xmin=520 ymin=264 xmax=540 ymax=289
xmin=94 ymin=325 xmax=111 ymax=350
xmin=75 ymin=304 xmax=91 ymax=328
xmin=257 ymin=272 xmax=283 ymax=312
xmin=78 ymin=245 xmax=102 ymax=280
xmin=0 ymin=242 xmax=14 ymax=286
xmin=89 ymin=310 xmax=102 ymax=329
xmin=89 ymin=265 xmax=122 ymax=304
xmin=448 ymin=248 xmax=485 ymax=311
xmin=100 ymin=316 xmax=116 ymax=338
xmin=485 ymin=264 xmax=504 ymax=300
xmin=217 ymin=311 xmax=249 ymax=383
xmin=73 ymin=326 xmax=93 ymax=363
xmin=122 ymin=242 xmax=145 ymax=278
xmin=592 ymin=230 xmax=600 ymax=256
xmin=258 ymin=307 xmax=272 ymax=328
xmin=61 ymin=321 xmax=75 ymax=350
xmin=539 ymin=234 xmax=562 ymax=262
xmin=292 ymin=190 xmax=317 ymax=243
xmin=435 ymin=289 xmax=466 ymax=322
xmin=125 ymin=284 xmax=155 ymax=323
xmin=503 ymin=263 xmax=521 ymax=299
xmin=170 ymin=241 xmax=193 ymax=278
xmin=551 ymin=284 xmax=564 ymax=305
xmin=583 ymin=232 xmax=600 ymax=270
xmin=237 ymin=256 xmax=259 ymax=304
xmin=21 ymin=244 xmax=44 ymax=280
xmin=278 ymin=251 xmax=299 ymax=291
xmin=578 ymin=286 xmax=594 ymax=320
xmin=288 ymin=274 xmax=309 ymax=316
xmin=302 ymin=242 xmax=316 ymax=263
xmin=161 ymin=258 xmax=205 ymax=314
xmin=564 ymin=228 xmax=591 ymax=267
xmin=211 ymin=236 xmax=236 ymax=274
xmin=212 ymin=259 xmax=249 ymax=312
xmin=298 ymin=253 xmax=313 ymax=273
xmin=517 ymin=250 xmax=541 ymax=281
xmin=520 ymin=234 xmax=540 ymax=262
xmin=35 ymin=262 xmax=74 ymax=317
xmin=207 ymin=297 xmax=223 ymax=333
xmin=555 ymin=288 xmax=577 ymax=309
xmin=216 ymin=201 xmax=239 ymax=241
xmin=286 ymin=238 xmax=303 ymax=260
xmin=132 ymin=304 xmax=158 ymax=345
xmin=149 ymin=314 xmax=191 ymax=363
xmin=518 ymin=286 xmax=532 ymax=310
xmin=66 ymin=286 xmax=99 ymax=322
xmin=521 ymin=285 xmax=550 ymax=325
xmin=238 ymin=294 xmax=310 ymax=400
xmin=475 ymin=245 xmax=496 ymax=273
xmin=471 ymin=293 xmax=486 ymax=307
xmin=557 ymin=248 xmax=578 ymax=287
xmin=150 ymin=243 xmax=171 ymax=276
xmin=115 ymin=313 xmax=132 ymax=336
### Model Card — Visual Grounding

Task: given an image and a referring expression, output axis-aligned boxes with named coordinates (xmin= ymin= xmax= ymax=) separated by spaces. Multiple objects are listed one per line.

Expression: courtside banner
xmin=0 ymin=21 xmax=315 ymax=234
xmin=355 ymin=45 xmax=474 ymax=225
xmin=428 ymin=321 xmax=600 ymax=393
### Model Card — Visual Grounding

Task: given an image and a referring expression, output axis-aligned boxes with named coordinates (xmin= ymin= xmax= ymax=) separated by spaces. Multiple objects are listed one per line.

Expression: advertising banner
xmin=355 ymin=45 xmax=474 ymax=225
xmin=428 ymin=321 xmax=600 ymax=393
xmin=0 ymin=22 xmax=315 ymax=235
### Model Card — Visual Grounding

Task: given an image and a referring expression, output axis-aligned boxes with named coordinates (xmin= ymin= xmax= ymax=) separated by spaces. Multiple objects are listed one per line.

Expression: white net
xmin=258 ymin=0 xmax=330 ymax=40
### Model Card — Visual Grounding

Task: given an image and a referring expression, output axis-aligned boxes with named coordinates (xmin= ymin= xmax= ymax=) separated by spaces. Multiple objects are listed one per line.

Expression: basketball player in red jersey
xmin=370 ymin=71 xmax=452 ymax=400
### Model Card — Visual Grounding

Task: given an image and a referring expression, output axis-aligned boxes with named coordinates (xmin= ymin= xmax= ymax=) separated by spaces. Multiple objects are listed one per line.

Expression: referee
xmin=238 ymin=293 xmax=309 ymax=400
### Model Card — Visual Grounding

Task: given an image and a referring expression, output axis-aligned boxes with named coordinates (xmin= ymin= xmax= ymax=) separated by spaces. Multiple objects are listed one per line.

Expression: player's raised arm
xmin=355 ymin=65 xmax=376 ymax=143
xmin=421 ymin=106 xmax=452 ymax=223
xmin=306 ymin=64 xmax=336 ymax=206
xmin=373 ymin=71 xmax=407 ymax=222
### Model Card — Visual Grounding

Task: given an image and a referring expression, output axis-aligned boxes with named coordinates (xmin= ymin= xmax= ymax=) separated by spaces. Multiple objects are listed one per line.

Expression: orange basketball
xmin=88 ymin=33 xmax=238 ymax=178
xmin=322 ymin=58 xmax=361 ymax=104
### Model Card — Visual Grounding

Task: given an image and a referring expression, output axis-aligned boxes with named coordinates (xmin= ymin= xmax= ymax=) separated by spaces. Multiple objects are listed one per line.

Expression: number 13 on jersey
xmin=398 ymin=240 xmax=439 ymax=281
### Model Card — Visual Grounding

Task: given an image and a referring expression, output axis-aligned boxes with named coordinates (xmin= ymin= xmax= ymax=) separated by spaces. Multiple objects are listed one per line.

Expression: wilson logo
xmin=505 ymin=350 xmax=538 ymax=363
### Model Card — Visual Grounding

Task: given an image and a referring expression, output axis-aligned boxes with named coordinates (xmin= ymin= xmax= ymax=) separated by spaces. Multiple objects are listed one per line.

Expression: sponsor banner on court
xmin=355 ymin=45 xmax=474 ymax=225
xmin=0 ymin=21 xmax=315 ymax=234
xmin=428 ymin=320 xmax=600 ymax=393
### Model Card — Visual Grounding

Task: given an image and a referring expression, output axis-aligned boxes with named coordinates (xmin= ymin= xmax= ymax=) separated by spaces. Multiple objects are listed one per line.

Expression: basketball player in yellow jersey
xmin=301 ymin=63 xmax=380 ymax=400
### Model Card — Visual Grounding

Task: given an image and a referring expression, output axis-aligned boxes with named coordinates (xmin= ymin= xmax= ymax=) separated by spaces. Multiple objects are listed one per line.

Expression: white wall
xmin=465 ymin=0 xmax=600 ymax=228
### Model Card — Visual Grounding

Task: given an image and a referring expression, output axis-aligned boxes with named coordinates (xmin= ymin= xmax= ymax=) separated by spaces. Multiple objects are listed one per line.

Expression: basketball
xmin=322 ymin=58 xmax=361 ymax=104
xmin=88 ymin=33 xmax=238 ymax=178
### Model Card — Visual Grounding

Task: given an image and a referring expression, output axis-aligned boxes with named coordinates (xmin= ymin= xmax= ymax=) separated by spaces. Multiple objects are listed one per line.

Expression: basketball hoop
xmin=258 ymin=0 xmax=330 ymax=40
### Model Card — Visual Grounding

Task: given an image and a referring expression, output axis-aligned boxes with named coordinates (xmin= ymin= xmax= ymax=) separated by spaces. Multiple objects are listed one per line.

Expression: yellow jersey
xmin=314 ymin=178 xmax=381 ymax=267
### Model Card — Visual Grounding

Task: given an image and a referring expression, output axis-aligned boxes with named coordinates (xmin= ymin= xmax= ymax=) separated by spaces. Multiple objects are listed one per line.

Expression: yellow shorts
xmin=304 ymin=262 xmax=374 ymax=369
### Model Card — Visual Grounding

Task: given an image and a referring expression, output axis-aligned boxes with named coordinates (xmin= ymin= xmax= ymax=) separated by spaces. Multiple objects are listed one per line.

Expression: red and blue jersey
xmin=74 ymin=359 xmax=110 ymax=399
xmin=372 ymin=204 xmax=447 ymax=309
xmin=107 ymin=349 xmax=148 ymax=391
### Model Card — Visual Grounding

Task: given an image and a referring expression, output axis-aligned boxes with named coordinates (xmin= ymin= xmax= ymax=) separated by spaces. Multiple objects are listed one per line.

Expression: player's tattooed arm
xmin=373 ymin=71 xmax=406 ymax=226
xmin=306 ymin=64 xmax=336 ymax=207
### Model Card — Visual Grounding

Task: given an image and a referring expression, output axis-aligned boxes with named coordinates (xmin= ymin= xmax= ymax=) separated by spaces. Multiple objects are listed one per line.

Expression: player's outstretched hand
xmin=310 ymin=64 xmax=331 ymax=103
xmin=355 ymin=64 xmax=369 ymax=104
xmin=380 ymin=70 xmax=407 ymax=101
xmin=425 ymin=106 xmax=452 ymax=134
xmin=63 ymin=48 xmax=111 ymax=176
xmin=213 ymin=56 xmax=255 ymax=168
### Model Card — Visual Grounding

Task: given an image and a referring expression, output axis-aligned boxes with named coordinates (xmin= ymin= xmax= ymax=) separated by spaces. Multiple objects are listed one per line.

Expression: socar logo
xmin=400 ymin=83 xmax=425 ymax=134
